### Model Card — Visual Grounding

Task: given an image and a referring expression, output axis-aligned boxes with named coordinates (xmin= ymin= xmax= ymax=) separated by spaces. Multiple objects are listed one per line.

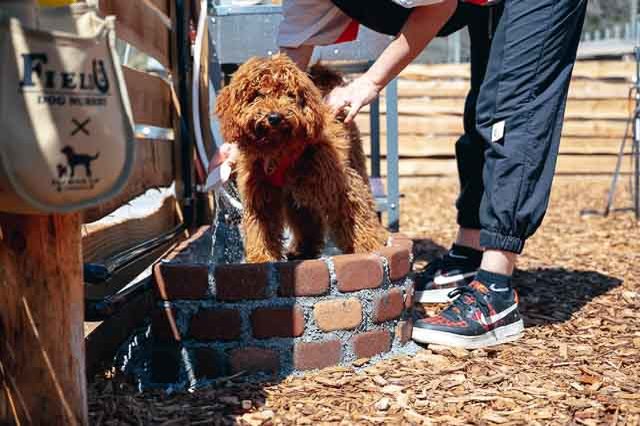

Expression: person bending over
xmin=278 ymin=0 xmax=587 ymax=348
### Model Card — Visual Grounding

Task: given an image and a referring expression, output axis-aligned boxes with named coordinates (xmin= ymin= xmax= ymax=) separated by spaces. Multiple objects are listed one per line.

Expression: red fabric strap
xmin=264 ymin=147 xmax=306 ymax=187
xmin=334 ymin=19 xmax=359 ymax=44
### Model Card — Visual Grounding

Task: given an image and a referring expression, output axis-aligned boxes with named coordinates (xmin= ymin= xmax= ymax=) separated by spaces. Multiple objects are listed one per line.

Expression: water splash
xmin=209 ymin=180 xmax=246 ymax=291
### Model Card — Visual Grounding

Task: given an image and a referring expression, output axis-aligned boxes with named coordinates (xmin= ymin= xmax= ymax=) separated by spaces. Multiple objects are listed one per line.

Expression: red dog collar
xmin=264 ymin=146 xmax=306 ymax=187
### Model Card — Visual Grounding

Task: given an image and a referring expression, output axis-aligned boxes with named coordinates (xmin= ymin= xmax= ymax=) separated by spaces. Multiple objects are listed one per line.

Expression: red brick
xmin=215 ymin=264 xmax=269 ymax=301
xmin=193 ymin=348 xmax=226 ymax=379
xmin=373 ymin=289 xmax=405 ymax=324
xmin=314 ymin=298 xmax=362 ymax=331
xmin=189 ymin=309 xmax=242 ymax=341
xmin=293 ymin=340 xmax=342 ymax=371
xmin=154 ymin=263 xmax=209 ymax=300
xmin=151 ymin=345 xmax=181 ymax=383
xmin=351 ymin=330 xmax=392 ymax=359
xmin=404 ymin=284 xmax=415 ymax=309
xmin=228 ymin=347 xmax=280 ymax=375
xmin=334 ymin=254 xmax=383 ymax=293
xmin=396 ymin=319 xmax=414 ymax=345
xmin=391 ymin=233 xmax=414 ymax=252
xmin=151 ymin=307 xmax=181 ymax=342
xmin=277 ymin=260 xmax=329 ymax=296
xmin=251 ymin=306 xmax=305 ymax=338
xmin=377 ymin=246 xmax=411 ymax=281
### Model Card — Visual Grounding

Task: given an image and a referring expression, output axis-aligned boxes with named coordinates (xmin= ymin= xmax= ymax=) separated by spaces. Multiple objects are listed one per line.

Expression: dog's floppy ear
xmin=215 ymin=85 xmax=244 ymax=143
xmin=215 ymin=56 xmax=266 ymax=144
xmin=299 ymin=76 xmax=326 ymax=141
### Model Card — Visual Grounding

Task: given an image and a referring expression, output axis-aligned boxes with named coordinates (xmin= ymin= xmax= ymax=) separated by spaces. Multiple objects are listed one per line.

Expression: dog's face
xmin=61 ymin=146 xmax=73 ymax=156
xmin=215 ymin=54 xmax=326 ymax=165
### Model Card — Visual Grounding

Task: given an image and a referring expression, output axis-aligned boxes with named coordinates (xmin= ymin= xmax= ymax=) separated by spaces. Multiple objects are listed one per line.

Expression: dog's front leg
xmin=330 ymin=167 xmax=387 ymax=254
xmin=284 ymin=202 xmax=325 ymax=260
xmin=242 ymin=186 xmax=285 ymax=263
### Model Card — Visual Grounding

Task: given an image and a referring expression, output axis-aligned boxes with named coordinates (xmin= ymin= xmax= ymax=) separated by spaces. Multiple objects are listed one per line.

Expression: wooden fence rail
xmin=1 ymin=0 xmax=194 ymax=424
xmin=357 ymin=60 xmax=635 ymax=177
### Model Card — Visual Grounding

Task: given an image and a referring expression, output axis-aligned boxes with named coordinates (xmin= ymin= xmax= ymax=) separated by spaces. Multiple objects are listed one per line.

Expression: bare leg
xmin=455 ymin=227 xmax=481 ymax=251
xmin=480 ymin=249 xmax=517 ymax=276
xmin=456 ymin=228 xmax=516 ymax=275
xmin=280 ymin=45 xmax=314 ymax=70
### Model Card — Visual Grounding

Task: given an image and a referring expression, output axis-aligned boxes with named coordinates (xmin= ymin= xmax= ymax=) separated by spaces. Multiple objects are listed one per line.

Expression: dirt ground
xmin=89 ymin=177 xmax=640 ymax=425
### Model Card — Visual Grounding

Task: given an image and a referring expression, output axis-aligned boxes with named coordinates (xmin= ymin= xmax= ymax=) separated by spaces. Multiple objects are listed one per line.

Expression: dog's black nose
xmin=267 ymin=112 xmax=283 ymax=126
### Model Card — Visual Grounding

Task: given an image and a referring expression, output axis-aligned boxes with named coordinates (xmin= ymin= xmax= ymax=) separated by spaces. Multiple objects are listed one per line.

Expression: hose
xmin=192 ymin=0 xmax=210 ymax=173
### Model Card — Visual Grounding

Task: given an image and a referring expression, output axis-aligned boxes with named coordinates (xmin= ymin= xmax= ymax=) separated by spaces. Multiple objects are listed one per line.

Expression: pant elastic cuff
xmin=479 ymin=230 xmax=525 ymax=254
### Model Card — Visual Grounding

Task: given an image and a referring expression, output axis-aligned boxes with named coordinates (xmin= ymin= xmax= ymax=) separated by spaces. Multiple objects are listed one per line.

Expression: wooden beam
xmin=363 ymin=97 xmax=633 ymax=121
xmin=0 ymin=213 xmax=87 ymax=425
xmin=83 ymin=194 xmax=176 ymax=263
xmin=362 ymin=135 xmax=626 ymax=157
xmin=356 ymin=115 xmax=628 ymax=139
xmin=124 ymin=66 xmax=173 ymax=128
xmin=99 ymin=0 xmax=170 ymax=67
xmin=83 ymin=139 xmax=174 ymax=223
xmin=373 ymin=155 xmax=631 ymax=177
xmin=148 ymin=0 xmax=170 ymax=17
xmin=392 ymin=79 xmax=632 ymax=100
xmin=398 ymin=61 xmax=635 ymax=82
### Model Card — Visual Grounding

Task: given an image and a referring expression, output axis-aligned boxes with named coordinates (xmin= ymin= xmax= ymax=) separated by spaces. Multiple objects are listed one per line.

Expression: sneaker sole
xmin=411 ymin=320 xmax=525 ymax=349
xmin=415 ymin=288 xmax=459 ymax=304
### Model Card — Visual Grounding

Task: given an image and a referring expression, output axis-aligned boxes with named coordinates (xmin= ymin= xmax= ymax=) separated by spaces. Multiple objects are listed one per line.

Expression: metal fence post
xmin=385 ymin=78 xmax=400 ymax=232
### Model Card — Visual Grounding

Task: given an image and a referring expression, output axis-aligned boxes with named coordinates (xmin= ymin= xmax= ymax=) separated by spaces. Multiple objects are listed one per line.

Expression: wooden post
xmin=0 ymin=214 xmax=87 ymax=425
xmin=0 ymin=2 xmax=86 ymax=424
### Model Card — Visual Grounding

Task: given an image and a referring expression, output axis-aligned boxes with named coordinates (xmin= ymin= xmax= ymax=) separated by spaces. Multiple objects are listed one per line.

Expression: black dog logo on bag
xmin=53 ymin=146 xmax=101 ymax=192
xmin=60 ymin=146 xmax=100 ymax=178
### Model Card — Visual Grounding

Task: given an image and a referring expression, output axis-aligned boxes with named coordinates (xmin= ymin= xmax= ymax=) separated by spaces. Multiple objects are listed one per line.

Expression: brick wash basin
xmin=150 ymin=226 xmax=415 ymax=385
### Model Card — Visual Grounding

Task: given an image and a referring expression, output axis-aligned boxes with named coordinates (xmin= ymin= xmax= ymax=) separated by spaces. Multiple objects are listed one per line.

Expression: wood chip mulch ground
xmin=89 ymin=177 xmax=640 ymax=425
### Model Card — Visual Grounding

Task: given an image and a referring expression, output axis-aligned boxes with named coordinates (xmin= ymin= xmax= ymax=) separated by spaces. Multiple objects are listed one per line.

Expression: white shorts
xmin=277 ymin=0 xmax=445 ymax=48
xmin=277 ymin=0 xmax=357 ymax=48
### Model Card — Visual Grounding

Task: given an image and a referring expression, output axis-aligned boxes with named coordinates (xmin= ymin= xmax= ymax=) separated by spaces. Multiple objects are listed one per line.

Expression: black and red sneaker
xmin=414 ymin=246 xmax=480 ymax=304
xmin=412 ymin=281 xmax=524 ymax=349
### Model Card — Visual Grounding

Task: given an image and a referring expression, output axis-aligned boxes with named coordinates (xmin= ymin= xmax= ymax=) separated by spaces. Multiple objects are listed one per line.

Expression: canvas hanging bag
xmin=0 ymin=2 xmax=135 ymax=214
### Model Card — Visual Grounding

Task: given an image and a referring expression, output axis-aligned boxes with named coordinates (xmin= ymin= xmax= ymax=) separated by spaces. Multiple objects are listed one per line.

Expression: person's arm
xmin=327 ymin=0 xmax=457 ymax=122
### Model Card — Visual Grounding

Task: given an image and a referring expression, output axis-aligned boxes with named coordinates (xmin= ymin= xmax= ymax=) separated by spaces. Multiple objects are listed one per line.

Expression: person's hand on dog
xmin=208 ymin=142 xmax=238 ymax=174
xmin=326 ymin=75 xmax=382 ymax=123
xmin=205 ymin=143 xmax=238 ymax=190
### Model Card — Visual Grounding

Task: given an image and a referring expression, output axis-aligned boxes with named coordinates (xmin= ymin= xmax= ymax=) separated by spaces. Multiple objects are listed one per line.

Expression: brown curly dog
xmin=215 ymin=54 xmax=387 ymax=263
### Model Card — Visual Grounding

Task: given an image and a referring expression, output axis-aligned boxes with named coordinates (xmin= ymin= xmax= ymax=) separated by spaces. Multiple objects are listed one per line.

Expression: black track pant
xmin=450 ymin=0 xmax=587 ymax=253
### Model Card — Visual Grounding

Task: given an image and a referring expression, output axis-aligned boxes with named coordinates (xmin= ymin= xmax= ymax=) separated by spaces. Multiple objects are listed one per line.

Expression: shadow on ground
xmin=410 ymin=238 xmax=623 ymax=329
xmin=514 ymin=267 xmax=622 ymax=328
xmin=89 ymin=375 xmax=272 ymax=424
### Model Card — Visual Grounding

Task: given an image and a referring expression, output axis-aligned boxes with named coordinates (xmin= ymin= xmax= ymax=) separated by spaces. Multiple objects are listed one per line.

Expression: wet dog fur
xmin=215 ymin=54 xmax=387 ymax=263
